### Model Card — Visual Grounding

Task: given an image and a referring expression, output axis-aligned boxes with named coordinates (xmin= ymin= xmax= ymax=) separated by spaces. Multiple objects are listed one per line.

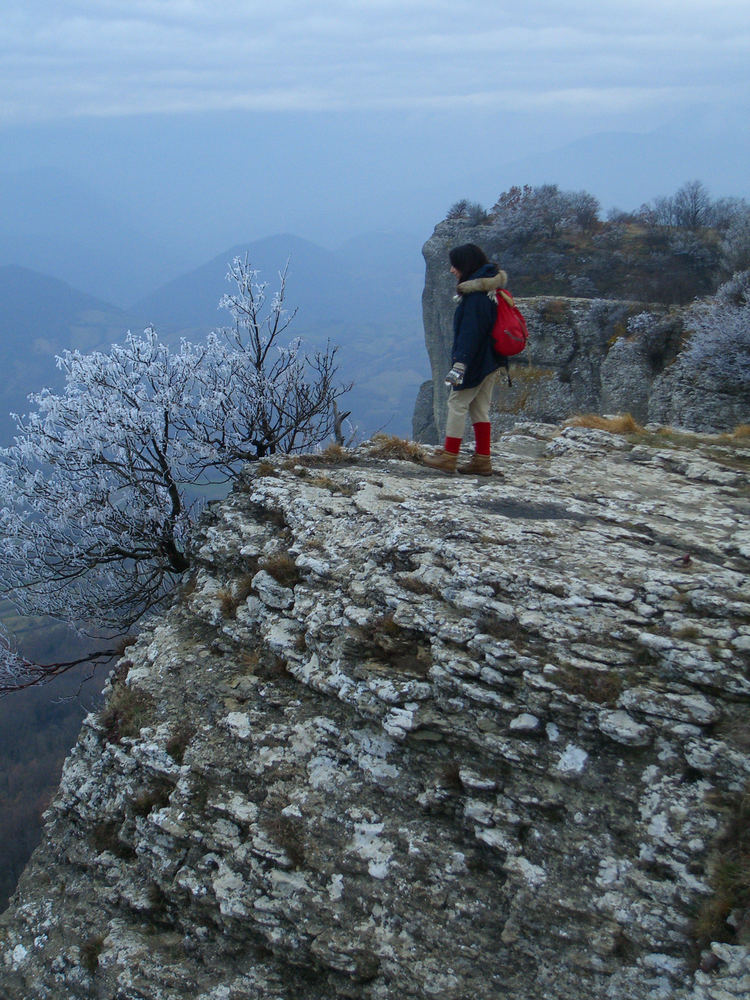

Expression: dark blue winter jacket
xmin=451 ymin=263 xmax=508 ymax=390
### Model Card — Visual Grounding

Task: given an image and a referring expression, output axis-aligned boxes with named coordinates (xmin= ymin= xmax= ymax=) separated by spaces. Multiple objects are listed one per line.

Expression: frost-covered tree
xmin=673 ymin=180 xmax=712 ymax=230
xmin=643 ymin=196 xmax=677 ymax=229
xmin=491 ymin=184 xmax=580 ymax=241
xmin=491 ymin=184 xmax=534 ymax=217
xmin=532 ymin=184 xmax=573 ymax=239
xmin=719 ymin=209 xmax=750 ymax=276
xmin=684 ymin=270 xmax=750 ymax=386
xmin=710 ymin=196 xmax=750 ymax=232
xmin=0 ymin=330 xmax=199 ymax=635
xmin=195 ymin=256 xmax=348 ymax=469
xmin=490 ymin=185 xmax=537 ymax=241
xmin=570 ymin=191 xmax=600 ymax=234
xmin=0 ymin=259 xmax=348 ymax=693
xmin=446 ymin=199 xmax=491 ymax=224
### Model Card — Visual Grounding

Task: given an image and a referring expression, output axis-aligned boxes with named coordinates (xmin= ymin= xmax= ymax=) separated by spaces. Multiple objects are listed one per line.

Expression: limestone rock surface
xmin=2 ymin=425 xmax=750 ymax=1000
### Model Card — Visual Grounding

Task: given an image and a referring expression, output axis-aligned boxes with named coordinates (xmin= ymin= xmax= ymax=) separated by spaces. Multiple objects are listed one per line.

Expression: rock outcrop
xmin=2 ymin=425 xmax=750 ymax=999
xmin=415 ymin=220 xmax=747 ymax=441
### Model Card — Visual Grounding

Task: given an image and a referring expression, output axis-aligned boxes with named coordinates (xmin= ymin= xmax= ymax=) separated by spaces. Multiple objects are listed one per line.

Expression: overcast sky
xmin=2 ymin=0 xmax=750 ymax=296
xmin=3 ymin=0 xmax=749 ymax=124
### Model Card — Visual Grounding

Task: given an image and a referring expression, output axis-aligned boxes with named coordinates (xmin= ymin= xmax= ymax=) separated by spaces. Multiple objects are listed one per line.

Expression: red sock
xmin=473 ymin=422 xmax=491 ymax=455
xmin=444 ymin=436 xmax=462 ymax=454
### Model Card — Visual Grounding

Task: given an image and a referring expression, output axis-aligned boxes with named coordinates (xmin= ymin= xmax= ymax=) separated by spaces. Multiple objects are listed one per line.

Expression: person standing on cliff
xmin=423 ymin=243 xmax=507 ymax=476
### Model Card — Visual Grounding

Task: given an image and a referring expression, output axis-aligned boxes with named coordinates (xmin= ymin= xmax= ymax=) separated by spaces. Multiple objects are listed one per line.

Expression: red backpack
xmin=490 ymin=289 xmax=528 ymax=385
xmin=491 ymin=289 xmax=528 ymax=358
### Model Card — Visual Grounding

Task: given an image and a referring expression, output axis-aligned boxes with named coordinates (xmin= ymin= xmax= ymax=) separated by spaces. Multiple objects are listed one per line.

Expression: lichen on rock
xmin=1 ymin=423 xmax=750 ymax=999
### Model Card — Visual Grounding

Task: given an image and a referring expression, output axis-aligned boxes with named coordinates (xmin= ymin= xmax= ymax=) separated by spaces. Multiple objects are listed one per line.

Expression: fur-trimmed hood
xmin=457 ymin=268 xmax=508 ymax=296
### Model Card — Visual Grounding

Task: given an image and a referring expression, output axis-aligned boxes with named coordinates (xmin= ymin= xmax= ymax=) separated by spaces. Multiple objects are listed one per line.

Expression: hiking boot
xmin=457 ymin=453 xmax=492 ymax=476
xmin=422 ymin=449 xmax=458 ymax=474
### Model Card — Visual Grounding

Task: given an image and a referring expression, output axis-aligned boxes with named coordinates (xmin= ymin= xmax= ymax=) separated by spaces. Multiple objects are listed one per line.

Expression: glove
xmin=444 ymin=363 xmax=466 ymax=388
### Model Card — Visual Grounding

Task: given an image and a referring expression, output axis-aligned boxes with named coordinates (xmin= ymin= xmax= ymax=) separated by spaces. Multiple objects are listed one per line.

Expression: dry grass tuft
xmin=256 ymin=460 xmax=279 ymax=478
xmin=564 ymin=412 xmax=645 ymax=435
xmin=540 ymin=299 xmax=570 ymax=324
xmin=239 ymin=649 xmax=261 ymax=673
xmin=692 ymin=786 xmax=750 ymax=956
xmin=368 ymin=433 xmax=425 ymax=462
xmin=555 ymin=664 xmax=624 ymax=706
xmin=510 ymin=364 xmax=555 ymax=383
xmin=263 ymin=814 xmax=306 ymax=868
xmin=496 ymin=364 xmax=555 ymax=414
xmin=500 ymin=363 xmax=555 ymax=414
xmin=131 ymin=777 xmax=174 ymax=817
xmin=641 ymin=425 xmax=750 ymax=456
xmin=218 ymin=588 xmax=237 ymax=619
xmin=80 ymin=935 xmax=106 ymax=974
xmin=357 ymin=613 xmax=432 ymax=677
xmin=288 ymin=443 xmax=358 ymax=468
xmin=218 ymin=573 xmax=258 ymax=619
xmin=400 ymin=574 xmax=441 ymax=598
xmin=99 ymin=684 xmax=155 ymax=745
xmin=304 ymin=473 xmax=355 ymax=496
xmin=318 ymin=442 xmax=356 ymax=464
xmin=259 ymin=552 xmax=301 ymax=588
xmin=165 ymin=722 xmax=196 ymax=765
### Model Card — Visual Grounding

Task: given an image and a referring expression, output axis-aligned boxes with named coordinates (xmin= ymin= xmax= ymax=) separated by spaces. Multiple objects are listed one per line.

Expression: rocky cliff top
xmin=2 ymin=424 xmax=750 ymax=1000
xmin=414 ymin=220 xmax=749 ymax=441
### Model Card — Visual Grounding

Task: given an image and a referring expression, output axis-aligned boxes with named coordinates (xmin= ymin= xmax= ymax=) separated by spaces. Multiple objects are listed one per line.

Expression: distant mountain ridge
xmin=133 ymin=234 xmax=347 ymax=334
xmin=0 ymin=264 xmax=129 ymax=343
xmin=132 ymin=231 xmax=423 ymax=336
xmin=0 ymin=265 xmax=141 ymax=441
xmin=131 ymin=231 xmax=426 ymax=437
xmin=0 ymin=231 xmax=428 ymax=441
xmin=0 ymin=168 xmax=192 ymax=307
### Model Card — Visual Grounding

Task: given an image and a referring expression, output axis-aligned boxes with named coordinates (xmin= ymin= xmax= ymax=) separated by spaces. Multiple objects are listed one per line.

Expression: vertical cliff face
xmin=415 ymin=220 xmax=747 ymax=441
xmin=2 ymin=425 xmax=750 ymax=1000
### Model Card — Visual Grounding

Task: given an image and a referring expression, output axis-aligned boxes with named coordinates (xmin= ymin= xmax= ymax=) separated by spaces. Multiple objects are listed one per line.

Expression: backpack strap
xmin=501 ymin=353 xmax=512 ymax=386
xmin=491 ymin=289 xmax=514 ymax=385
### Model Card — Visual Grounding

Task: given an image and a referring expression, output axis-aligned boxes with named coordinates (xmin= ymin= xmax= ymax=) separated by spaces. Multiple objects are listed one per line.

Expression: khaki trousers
xmin=445 ymin=370 xmax=499 ymax=440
